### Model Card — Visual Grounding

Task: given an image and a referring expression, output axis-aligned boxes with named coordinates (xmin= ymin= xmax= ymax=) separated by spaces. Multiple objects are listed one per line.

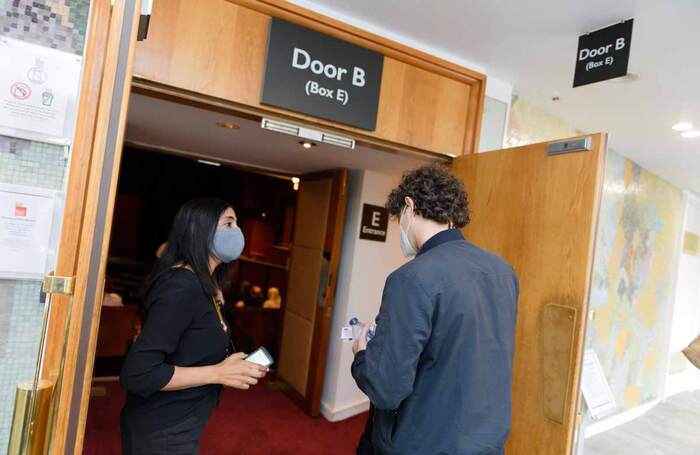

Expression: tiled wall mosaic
xmin=0 ymin=136 xmax=68 ymax=189
xmin=0 ymin=139 xmax=68 ymax=452
xmin=0 ymin=0 xmax=89 ymax=56
xmin=0 ymin=280 xmax=45 ymax=451
xmin=0 ymin=0 xmax=88 ymax=451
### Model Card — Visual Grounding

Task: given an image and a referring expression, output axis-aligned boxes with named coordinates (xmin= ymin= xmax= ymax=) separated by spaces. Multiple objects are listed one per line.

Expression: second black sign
xmin=573 ymin=19 xmax=634 ymax=88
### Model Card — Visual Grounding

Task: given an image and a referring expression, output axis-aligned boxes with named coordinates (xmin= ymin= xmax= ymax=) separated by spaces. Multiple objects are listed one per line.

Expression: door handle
xmin=318 ymin=270 xmax=332 ymax=308
xmin=8 ymin=274 xmax=75 ymax=455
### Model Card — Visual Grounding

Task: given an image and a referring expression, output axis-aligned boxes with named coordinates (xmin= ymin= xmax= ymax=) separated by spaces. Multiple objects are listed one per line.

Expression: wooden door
xmin=30 ymin=1 xmax=141 ymax=453
xmin=451 ymin=134 xmax=607 ymax=455
xmin=277 ymin=170 xmax=348 ymax=416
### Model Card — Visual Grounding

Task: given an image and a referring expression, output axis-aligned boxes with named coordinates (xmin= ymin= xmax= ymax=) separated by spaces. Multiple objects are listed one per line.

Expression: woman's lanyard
xmin=211 ymin=296 xmax=236 ymax=355
xmin=210 ymin=296 xmax=228 ymax=333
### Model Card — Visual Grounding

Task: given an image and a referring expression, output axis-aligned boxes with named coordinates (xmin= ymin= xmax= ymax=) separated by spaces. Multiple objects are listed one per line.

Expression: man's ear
xmin=404 ymin=196 xmax=415 ymax=211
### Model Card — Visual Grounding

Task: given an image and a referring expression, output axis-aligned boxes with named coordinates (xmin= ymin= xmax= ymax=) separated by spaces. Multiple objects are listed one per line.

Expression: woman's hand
xmin=214 ymin=352 xmax=268 ymax=389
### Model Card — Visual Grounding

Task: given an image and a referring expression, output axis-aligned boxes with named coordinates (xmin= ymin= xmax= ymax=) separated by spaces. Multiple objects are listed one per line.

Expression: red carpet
xmin=84 ymin=380 xmax=368 ymax=454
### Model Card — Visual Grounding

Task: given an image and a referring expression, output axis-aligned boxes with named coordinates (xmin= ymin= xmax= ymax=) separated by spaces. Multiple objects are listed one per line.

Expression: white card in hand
xmin=340 ymin=326 xmax=354 ymax=341
xmin=246 ymin=347 xmax=273 ymax=367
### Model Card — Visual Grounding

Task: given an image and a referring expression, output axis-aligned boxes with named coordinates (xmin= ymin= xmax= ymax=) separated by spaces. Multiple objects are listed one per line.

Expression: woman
xmin=120 ymin=199 xmax=268 ymax=454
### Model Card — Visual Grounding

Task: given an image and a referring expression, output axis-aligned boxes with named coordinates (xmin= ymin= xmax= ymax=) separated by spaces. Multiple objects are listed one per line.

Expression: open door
xmin=277 ymin=170 xmax=348 ymax=416
xmin=451 ymin=134 xmax=607 ymax=455
xmin=18 ymin=1 xmax=141 ymax=453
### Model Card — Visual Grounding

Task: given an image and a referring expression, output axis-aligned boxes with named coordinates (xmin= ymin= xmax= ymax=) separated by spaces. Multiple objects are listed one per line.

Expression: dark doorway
xmin=94 ymin=147 xmax=297 ymax=377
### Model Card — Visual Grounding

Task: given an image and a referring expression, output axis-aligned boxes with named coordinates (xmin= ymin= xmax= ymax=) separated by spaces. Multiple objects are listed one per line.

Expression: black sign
xmin=574 ymin=19 xmax=633 ymax=87
xmin=261 ymin=18 xmax=384 ymax=131
xmin=359 ymin=204 xmax=388 ymax=242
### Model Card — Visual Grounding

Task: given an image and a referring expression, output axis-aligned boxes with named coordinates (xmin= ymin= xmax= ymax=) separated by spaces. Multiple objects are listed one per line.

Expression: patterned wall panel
xmin=507 ymin=96 xmax=684 ymax=419
xmin=505 ymin=96 xmax=581 ymax=147
xmin=0 ymin=137 xmax=69 ymax=452
xmin=0 ymin=0 xmax=89 ymax=55
xmin=586 ymin=151 xmax=683 ymax=413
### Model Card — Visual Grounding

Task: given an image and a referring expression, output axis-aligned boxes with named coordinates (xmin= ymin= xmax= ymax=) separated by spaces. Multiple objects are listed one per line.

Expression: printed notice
xmin=0 ymin=37 xmax=82 ymax=141
xmin=0 ymin=185 xmax=55 ymax=278
xmin=581 ymin=349 xmax=617 ymax=420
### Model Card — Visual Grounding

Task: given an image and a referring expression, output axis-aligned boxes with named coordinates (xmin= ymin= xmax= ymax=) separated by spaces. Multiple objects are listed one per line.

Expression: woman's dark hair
xmin=386 ymin=165 xmax=470 ymax=228
xmin=148 ymin=198 xmax=232 ymax=298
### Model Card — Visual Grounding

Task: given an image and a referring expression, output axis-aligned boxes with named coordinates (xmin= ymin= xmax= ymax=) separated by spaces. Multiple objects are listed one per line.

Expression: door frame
xmin=58 ymin=0 xmax=476 ymax=447
xmin=42 ymin=1 xmax=142 ymax=453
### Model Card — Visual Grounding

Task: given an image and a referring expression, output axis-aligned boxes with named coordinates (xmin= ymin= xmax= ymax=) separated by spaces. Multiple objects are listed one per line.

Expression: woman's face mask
xmin=399 ymin=205 xmax=417 ymax=257
xmin=211 ymin=226 xmax=245 ymax=263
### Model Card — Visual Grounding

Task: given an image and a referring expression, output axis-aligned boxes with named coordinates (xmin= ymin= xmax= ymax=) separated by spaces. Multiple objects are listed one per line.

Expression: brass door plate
xmin=542 ymin=303 xmax=577 ymax=424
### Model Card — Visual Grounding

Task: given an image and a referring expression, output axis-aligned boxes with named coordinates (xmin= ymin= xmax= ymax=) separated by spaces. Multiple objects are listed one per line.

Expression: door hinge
xmin=576 ymin=411 xmax=583 ymax=426
xmin=43 ymin=275 xmax=75 ymax=295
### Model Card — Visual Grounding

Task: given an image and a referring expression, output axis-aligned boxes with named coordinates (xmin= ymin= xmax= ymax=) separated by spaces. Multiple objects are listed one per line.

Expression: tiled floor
xmin=584 ymin=390 xmax=700 ymax=455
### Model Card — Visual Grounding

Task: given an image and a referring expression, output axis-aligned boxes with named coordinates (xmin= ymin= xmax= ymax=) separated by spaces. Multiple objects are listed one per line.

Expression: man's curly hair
xmin=386 ymin=165 xmax=470 ymax=228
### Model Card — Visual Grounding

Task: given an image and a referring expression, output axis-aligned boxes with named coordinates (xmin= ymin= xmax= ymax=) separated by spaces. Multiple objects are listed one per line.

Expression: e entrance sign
xmin=359 ymin=204 xmax=388 ymax=242
xmin=261 ymin=18 xmax=384 ymax=131
xmin=573 ymin=19 xmax=633 ymax=88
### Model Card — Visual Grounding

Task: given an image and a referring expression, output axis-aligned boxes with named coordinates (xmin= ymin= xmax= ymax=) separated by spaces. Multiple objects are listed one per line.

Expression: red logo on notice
xmin=15 ymin=205 xmax=27 ymax=217
xmin=10 ymin=82 xmax=31 ymax=100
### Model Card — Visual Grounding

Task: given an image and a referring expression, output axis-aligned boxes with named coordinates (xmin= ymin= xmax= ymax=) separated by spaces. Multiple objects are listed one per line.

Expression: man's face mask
xmin=399 ymin=205 xmax=417 ymax=257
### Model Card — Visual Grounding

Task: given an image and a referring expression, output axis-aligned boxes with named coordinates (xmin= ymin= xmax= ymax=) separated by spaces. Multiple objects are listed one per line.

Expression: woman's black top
xmin=120 ymin=268 xmax=230 ymax=432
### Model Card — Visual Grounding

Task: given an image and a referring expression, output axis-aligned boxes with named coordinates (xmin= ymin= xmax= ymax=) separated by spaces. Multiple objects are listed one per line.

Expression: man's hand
xmin=352 ymin=323 xmax=371 ymax=355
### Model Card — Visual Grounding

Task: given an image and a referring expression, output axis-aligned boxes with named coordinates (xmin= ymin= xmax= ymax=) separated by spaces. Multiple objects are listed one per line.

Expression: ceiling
xmin=125 ymin=94 xmax=433 ymax=176
xmin=287 ymin=0 xmax=700 ymax=194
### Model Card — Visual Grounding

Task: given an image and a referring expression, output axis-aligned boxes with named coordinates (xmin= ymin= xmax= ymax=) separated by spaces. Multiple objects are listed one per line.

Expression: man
xmin=352 ymin=165 xmax=518 ymax=455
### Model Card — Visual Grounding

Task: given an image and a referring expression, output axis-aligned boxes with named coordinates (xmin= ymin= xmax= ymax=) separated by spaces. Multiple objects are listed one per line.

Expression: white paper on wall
xmin=0 ymin=37 xmax=82 ymax=144
xmin=0 ymin=184 xmax=56 ymax=279
xmin=581 ymin=348 xmax=618 ymax=420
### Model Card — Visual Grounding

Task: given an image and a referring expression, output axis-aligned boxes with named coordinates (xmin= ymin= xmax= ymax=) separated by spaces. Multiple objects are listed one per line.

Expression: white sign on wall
xmin=0 ymin=37 xmax=82 ymax=144
xmin=0 ymin=184 xmax=57 ymax=279
xmin=581 ymin=349 xmax=618 ymax=420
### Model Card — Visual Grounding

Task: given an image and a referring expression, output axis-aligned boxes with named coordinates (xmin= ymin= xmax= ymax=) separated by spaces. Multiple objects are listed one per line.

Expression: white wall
xmin=480 ymin=78 xmax=514 ymax=153
xmin=479 ymin=96 xmax=509 ymax=152
xmin=321 ymin=170 xmax=407 ymax=421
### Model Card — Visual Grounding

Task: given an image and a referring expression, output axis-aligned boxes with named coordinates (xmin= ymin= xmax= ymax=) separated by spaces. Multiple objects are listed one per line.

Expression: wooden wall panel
xmin=375 ymin=58 xmax=471 ymax=154
xmin=293 ymin=178 xmax=332 ymax=248
xmin=134 ymin=0 xmax=269 ymax=105
xmin=277 ymin=311 xmax=314 ymax=394
xmin=134 ymin=0 xmax=483 ymax=155
xmin=284 ymin=246 xmax=323 ymax=322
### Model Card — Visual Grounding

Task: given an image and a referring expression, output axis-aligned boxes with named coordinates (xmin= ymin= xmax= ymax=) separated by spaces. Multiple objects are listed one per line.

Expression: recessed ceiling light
xmin=672 ymin=122 xmax=693 ymax=132
xmin=216 ymin=122 xmax=239 ymax=130
xmin=299 ymin=141 xmax=316 ymax=149
xmin=681 ymin=130 xmax=700 ymax=138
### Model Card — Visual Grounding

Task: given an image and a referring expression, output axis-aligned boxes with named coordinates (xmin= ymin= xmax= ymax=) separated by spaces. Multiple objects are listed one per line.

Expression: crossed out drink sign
xmin=9 ymin=58 xmax=51 ymax=105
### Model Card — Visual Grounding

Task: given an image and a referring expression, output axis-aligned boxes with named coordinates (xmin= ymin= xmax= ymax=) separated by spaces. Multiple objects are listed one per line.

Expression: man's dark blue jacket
xmin=352 ymin=229 xmax=518 ymax=455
